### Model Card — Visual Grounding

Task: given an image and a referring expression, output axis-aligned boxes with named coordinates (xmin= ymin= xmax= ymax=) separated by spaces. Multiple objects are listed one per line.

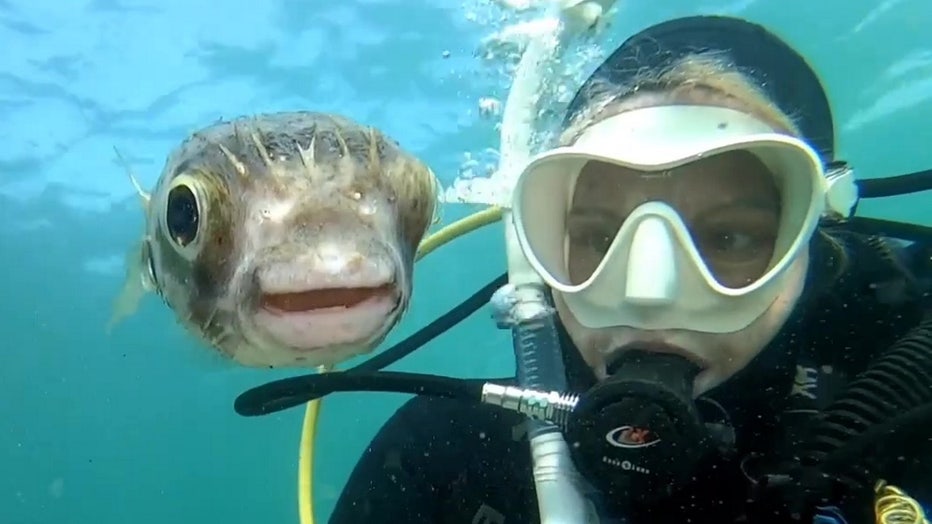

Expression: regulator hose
xmin=800 ymin=315 xmax=932 ymax=490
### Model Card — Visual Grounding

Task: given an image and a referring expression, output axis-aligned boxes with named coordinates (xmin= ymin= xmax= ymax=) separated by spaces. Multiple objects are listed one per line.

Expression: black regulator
xmin=562 ymin=350 xmax=713 ymax=504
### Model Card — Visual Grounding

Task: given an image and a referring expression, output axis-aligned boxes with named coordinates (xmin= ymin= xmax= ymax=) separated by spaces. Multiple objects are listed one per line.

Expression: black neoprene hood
xmin=565 ymin=16 xmax=836 ymax=162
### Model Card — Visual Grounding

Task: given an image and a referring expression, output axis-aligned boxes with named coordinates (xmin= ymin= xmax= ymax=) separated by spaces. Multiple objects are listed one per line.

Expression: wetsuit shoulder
xmin=329 ymin=388 xmax=537 ymax=524
xmin=805 ymin=232 xmax=928 ymax=373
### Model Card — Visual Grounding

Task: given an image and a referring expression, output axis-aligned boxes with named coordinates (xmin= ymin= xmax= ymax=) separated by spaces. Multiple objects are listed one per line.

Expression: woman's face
xmin=554 ymin=150 xmax=810 ymax=395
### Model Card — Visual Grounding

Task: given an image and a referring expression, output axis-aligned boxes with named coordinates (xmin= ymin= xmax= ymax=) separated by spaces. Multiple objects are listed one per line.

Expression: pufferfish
xmin=111 ymin=112 xmax=440 ymax=369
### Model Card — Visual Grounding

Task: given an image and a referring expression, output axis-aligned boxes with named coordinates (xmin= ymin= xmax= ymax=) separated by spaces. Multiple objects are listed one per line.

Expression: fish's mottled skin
xmin=133 ymin=112 xmax=438 ymax=368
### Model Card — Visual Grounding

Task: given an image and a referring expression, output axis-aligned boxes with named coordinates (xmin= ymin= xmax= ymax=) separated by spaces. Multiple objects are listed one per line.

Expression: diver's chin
xmin=245 ymin=289 xmax=402 ymax=367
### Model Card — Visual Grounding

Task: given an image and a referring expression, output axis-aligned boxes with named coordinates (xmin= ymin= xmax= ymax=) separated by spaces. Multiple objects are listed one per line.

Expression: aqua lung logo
xmin=605 ymin=425 xmax=660 ymax=449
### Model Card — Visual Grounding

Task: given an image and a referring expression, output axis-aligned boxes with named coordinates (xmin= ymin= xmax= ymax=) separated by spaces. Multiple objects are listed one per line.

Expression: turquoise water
xmin=1 ymin=1 xmax=930 ymax=523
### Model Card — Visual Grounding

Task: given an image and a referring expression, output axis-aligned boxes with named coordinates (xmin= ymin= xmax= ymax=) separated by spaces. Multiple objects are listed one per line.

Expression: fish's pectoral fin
xmin=107 ymin=239 xmax=157 ymax=334
xmin=113 ymin=146 xmax=151 ymax=211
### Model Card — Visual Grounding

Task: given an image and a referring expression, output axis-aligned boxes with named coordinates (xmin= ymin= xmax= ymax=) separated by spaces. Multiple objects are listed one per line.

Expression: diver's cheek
xmin=694 ymin=251 xmax=810 ymax=395
xmin=693 ymin=333 xmax=773 ymax=396
xmin=553 ymin=292 xmax=612 ymax=378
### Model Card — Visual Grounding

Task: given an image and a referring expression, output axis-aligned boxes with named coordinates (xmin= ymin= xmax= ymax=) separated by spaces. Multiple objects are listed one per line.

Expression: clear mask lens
xmin=564 ymin=151 xmax=783 ymax=290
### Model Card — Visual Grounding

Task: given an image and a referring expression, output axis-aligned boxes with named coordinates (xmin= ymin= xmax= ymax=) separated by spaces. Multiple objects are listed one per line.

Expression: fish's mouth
xmin=251 ymin=280 xmax=403 ymax=356
xmin=247 ymin=245 xmax=406 ymax=363
xmin=259 ymin=284 xmax=397 ymax=313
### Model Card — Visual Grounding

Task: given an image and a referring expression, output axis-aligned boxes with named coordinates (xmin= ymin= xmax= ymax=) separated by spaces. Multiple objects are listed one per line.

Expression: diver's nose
xmin=624 ymin=216 xmax=677 ymax=305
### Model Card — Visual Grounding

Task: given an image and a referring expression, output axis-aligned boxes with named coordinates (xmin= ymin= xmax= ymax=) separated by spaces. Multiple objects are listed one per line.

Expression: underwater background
xmin=1 ymin=0 xmax=930 ymax=523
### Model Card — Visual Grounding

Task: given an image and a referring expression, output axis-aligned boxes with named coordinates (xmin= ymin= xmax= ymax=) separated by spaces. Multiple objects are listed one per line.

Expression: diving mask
xmin=512 ymin=105 xmax=857 ymax=333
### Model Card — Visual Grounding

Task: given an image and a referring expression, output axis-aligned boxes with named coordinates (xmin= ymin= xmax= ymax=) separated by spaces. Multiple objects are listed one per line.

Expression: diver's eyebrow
xmin=566 ymin=207 xmax=622 ymax=223
xmin=695 ymin=197 xmax=781 ymax=218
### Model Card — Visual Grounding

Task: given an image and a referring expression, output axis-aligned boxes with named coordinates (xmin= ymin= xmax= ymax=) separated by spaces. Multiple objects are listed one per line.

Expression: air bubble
xmin=478 ymin=97 xmax=502 ymax=118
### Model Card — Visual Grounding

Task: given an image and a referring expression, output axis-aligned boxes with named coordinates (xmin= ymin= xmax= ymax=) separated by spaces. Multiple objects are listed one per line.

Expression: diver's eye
xmin=166 ymin=183 xmax=200 ymax=248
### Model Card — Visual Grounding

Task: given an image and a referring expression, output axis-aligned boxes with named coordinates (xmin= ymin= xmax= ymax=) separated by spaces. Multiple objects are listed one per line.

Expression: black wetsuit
xmin=329 ymin=231 xmax=931 ymax=524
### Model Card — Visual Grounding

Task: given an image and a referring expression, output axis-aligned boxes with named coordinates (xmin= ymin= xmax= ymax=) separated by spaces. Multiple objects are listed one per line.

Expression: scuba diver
xmin=235 ymin=14 xmax=932 ymax=524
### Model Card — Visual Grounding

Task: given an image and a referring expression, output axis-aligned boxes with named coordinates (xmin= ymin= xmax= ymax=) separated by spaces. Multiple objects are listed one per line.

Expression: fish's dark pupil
xmin=166 ymin=185 xmax=199 ymax=247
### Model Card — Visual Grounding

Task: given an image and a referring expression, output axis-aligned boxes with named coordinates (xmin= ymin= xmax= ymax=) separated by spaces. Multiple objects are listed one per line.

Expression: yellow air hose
xmin=875 ymin=480 xmax=929 ymax=524
xmin=297 ymin=205 xmax=504 ymax=524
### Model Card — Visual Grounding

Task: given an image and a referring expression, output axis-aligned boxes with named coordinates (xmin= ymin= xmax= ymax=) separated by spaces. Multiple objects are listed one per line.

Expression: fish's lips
xmin=259 ymin=285 xmax=397 ymax=313
xmin=253 ymin=283 xmax=403 ymax=352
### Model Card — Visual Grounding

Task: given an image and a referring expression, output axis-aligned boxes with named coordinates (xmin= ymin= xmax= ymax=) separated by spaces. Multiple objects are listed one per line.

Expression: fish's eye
xmin=165 ymin=177 xmax=202 ymax=251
